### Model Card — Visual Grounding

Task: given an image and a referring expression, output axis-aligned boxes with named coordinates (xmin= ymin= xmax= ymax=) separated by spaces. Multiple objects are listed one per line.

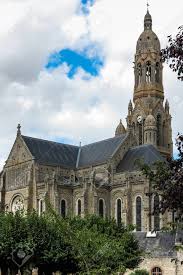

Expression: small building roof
xmin=135 ymin=232 xmax=177 ymax=257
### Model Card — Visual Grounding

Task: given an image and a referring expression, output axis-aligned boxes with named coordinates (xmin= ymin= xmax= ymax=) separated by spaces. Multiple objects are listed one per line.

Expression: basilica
xmin=1 ymin=8 xmax=183 ymax=275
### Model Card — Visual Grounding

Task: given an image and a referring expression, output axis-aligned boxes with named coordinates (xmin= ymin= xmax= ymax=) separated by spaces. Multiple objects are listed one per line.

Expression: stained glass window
xmin=77 ymin=199 xmax=81 ymax=216
xmin=61 ymin=199 xmax=66 ymax=218
xmin=136 ymin=196 xmax=142 ymax=231
xmin=154 ymin=195 xmax=160 ymax=231
xmin=116 ymin=199 xmax=122 ymax=225
xmin=99 ymin=199 xmax=104 ymax=218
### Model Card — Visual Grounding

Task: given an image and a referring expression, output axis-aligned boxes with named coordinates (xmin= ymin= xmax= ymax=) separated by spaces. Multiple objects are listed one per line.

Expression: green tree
xmin=138 ymin=134 xmax=183 ymax=225
xmin=69 ymin=215 xmax=142 ymax=274
xmin=161 ymin=26 xmax=183 ymax=80
xmin=0 ymin=211 xmax=77 ymax=273
xmin=0 ymin=211 xmax=142 ymax=274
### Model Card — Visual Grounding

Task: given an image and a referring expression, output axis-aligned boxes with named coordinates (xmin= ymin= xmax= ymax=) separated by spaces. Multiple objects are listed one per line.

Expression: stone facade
xmin=0 ymin=9 xmax=181 ymax=275
xmin=126 ymin=257 xmax=183 ymax=275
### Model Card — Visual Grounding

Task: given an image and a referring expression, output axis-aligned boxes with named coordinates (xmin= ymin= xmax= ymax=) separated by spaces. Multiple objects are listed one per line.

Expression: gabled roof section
xmin=78 ymin=134 xmax=127 ymax=168
xmin=22 ymin=136 xmax=79 ymax=168
xmin=116 ymin=144 xmax=164 ymax=173
xmin=21 ymin=134 xmax=128 ymax=169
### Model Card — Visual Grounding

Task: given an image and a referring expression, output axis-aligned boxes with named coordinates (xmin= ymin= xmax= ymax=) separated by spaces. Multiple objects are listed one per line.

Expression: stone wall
xmin=125 ymin=256 xmax=183 ymax=275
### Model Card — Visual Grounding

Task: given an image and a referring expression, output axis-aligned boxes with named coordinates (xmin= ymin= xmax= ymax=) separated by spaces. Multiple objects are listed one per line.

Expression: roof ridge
xmin=130 ymin=144 xmax=154 ymax=150
xmin=81 ymin=134 xmax=127 ymax=148
xmin=22 ymin=135 xmax=79 ymax=148
xmin=76 ymin=143 xmax=82 ymax=168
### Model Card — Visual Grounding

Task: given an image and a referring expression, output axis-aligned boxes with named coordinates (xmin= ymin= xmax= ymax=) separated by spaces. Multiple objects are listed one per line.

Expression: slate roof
xmin=22 ymin=134 xmax=127 ymax=169
xmin=116 ymin=144 xmax=164 ymax=173
xmin=78 ymin=134 xmax=127 ymax=168
xmin=22 ymin=136 xmax=79 ymax=168
xmin=135 ymin=232 xmax=177 ymax=257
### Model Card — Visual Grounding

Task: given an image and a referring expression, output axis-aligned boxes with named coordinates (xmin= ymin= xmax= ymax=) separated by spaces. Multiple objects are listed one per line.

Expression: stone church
xmin=1 ymin=8 xmax=183 ymax=275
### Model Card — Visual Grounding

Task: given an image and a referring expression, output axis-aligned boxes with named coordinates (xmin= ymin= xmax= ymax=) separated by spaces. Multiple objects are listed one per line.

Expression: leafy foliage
xmin=161 ymin=26 xmax=183 ymax=80
xmin=130 ymin=270 xmax=149 ymax=275
xmin=0 ymin=211 xmax=142 ymax=274
xmin=0 ymin=211 xmax=76 ymax=273
xmin=138 ymin=134 xmax=183 ymax=224
xmin=69 ymin=215 xmax=141 ymax=274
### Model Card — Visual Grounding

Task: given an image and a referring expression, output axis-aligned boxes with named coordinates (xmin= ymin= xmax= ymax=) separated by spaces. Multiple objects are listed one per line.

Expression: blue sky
xmin=81 ymin=0 xmax=95 ymax=14
xmin=46 ymin=0 xmax=101 ymax=78
xmin=46 ymin=48 xmax=104 ymax=78
xmin=81 ymin=0 xmax=94 ymax=4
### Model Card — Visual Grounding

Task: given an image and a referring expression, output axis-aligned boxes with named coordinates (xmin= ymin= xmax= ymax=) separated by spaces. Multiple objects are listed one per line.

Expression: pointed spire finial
xmin=17 ymin=123 xmax=21 ymax=136
xmin=144 ymin=1 xmax=152 ymax=30
xmin=128 ymin=100 xmax=132 ymax=107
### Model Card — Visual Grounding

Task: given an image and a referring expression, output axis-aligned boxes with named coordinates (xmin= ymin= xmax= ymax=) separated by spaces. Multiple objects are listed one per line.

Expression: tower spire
xmin=127 ymin=6 xmax=172 ymax=158
xmin=144 ymin=1 xmax=152 ymax=30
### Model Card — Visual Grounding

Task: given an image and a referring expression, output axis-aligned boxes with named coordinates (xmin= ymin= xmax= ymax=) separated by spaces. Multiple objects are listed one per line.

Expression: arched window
xmin=151 ymin=267 xmax=162 ymax=275
xmin=77 ymin=199 xmax=81 ymax=216
xmin=138 ymin=123 xmax=143 ymax=145
xmin=157 ymin=114 xmax=161 ymax=146
xmin=150 ymin=131 xmax=152 ymax=142
xmin=38 ymin=199 xmax=46 ymax=216
xmin=154 ymin=195 xmax=160 ymax=231
xmin=155 ymin=62 xmax=160 ymax=83
xmin=163 ymin=121 xmax=166 ymax=146
xmin=12 ymin=195 xmax=24 ymax=214
xmin=136 ymin=196 xmax=142 ymax=231
xmin=146 ymin=61 xmax=151 ymax=83
xmin=61 ymin=199 xmax=66 ymax=218
xmin=99 ymin=199 xmax=104 ymax=218
xmin=116 ymin=199 xmax=122 ymax=226
xmin=137 ymin=63 xmax=142 ymax=85
xmin=40 ymin=200 xmax=44 ymax=214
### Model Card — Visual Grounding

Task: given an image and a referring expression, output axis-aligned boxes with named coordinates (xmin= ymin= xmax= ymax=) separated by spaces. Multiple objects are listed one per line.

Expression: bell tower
xmin=126 ymin=8 xmax=173 ymax=158
xmin=134 ymin=9 xmax=163 ymax=101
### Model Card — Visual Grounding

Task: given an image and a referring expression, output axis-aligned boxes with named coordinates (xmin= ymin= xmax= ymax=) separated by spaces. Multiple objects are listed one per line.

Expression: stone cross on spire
xmin=17 ymin=123 xmax=21 ymax=136
xmin=147 ymin=0 xmax=150 ymax=11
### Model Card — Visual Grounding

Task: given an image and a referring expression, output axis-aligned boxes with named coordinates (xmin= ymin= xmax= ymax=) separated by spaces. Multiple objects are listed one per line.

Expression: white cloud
xmin=0 ymin=0 xmax=183 ymax=168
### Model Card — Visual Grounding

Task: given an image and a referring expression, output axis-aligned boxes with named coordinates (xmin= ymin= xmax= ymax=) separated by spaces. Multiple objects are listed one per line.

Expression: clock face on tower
xmin=11 ymin=195 xmax=24 ymax=213
xmin=137 ymin=115 xmax=143 ymax=124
